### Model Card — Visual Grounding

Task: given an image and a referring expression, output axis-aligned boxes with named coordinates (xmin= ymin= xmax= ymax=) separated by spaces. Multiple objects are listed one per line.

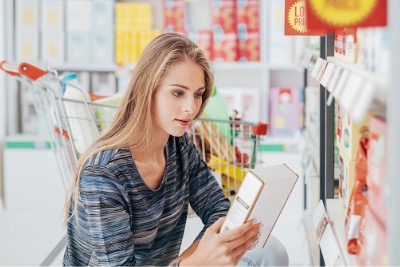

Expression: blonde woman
xmin=63 ymin=33 xmax=288 ymax=266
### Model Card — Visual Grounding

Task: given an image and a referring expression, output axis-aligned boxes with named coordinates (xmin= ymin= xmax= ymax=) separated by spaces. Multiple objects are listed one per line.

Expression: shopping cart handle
xmin=0 ymin=61 xmax=48 ymax=80
xmin=252 ymin=122 xmax=268 ymax=135
xmin=18 ymin=62 xmax=48 ymax=80
xmin=0 ymin=60 xmax=19 ymax=76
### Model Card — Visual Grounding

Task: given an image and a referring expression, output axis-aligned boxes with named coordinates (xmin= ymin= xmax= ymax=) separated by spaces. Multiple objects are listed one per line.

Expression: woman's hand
xmin=181 ymin=217 xmax=261 ymax=266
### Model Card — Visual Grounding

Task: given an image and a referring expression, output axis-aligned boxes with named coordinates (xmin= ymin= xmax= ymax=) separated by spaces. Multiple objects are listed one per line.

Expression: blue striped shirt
xmin=63 ymin=134 xmax=230 ymax=266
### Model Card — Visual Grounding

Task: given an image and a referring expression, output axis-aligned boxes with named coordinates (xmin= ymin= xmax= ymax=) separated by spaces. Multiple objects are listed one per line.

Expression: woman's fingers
xmin=219 ymin=219 xmax=260 ymax=242
xmin=230 ymin=230 xmax=261 ymax=260
xmin=208 ymin=217 xmax=226 ymax=234
xmin=226 ymin=223 xmax=260 ymax=250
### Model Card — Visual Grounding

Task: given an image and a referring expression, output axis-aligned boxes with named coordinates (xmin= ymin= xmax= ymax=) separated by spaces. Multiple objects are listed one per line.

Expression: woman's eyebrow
xmin=169 ymin=84 xmax=206 ymax=90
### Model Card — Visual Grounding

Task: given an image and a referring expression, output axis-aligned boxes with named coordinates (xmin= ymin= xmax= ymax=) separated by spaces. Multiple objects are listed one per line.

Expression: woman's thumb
xmin=210 ymin=217 xmax=226 ymax=233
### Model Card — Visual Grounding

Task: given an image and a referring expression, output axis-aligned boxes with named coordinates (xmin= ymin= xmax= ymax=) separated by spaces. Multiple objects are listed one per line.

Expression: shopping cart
xmin=0 ymin=61 xmax=117 ymax=191
xmin=187 ymin=118 xmax=267 ymax=199
xmin=0 ymin=61 xmax=268 ymax=200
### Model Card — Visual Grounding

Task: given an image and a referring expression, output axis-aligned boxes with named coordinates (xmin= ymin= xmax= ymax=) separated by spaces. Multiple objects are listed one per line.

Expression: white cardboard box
xmin=221 ymin=163 xmax=299 ymax=249
xmin=66 ymin=0 xmax=91 ymax=32
xmin=90 ymin=32 xmax=114 ymax=65
xmin=67 ymin=32 xmax=90 ymax=64
xmin=16 ymin=0 xmax=39 ymax=32
xmin=40 ymin=0 xmax=64 ymax=32
xmin=16 ymin=32 xmax=39 ymax=61
xmin=41 ymin=32 xmax=64 ymax=65
xmin=91 ymin=0 xmax=115 ymax=33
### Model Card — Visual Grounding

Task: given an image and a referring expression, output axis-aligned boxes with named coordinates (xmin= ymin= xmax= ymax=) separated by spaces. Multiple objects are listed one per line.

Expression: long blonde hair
xmin=64 ymin=33 xmax=214 ymax=224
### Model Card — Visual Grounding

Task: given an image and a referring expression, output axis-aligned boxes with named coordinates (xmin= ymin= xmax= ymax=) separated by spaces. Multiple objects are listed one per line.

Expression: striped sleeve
xmin=186 ymin=142 xmax=231 ymax=240
xmin=79 ymin=166 xmax=135 ymax=266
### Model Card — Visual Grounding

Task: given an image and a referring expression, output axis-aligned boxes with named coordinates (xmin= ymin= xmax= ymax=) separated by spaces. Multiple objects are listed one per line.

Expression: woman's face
xmin=152 ymin=60 xmax=206 ymax=139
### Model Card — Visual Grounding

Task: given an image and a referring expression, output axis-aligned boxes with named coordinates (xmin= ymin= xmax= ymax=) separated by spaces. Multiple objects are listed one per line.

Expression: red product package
xmin=367 ymin=116 xmax=387 ymax=226
xmin=188 ymin=30 xmax=213 ymax=60
xmin=344 ymin=128 xmax=369 ymax=255
xmin=211 ymin=0 xmax=236 ymax=34
xmin=163 ymin=0 xmax=186 ymax=32
xmin=238 ymin=31 xmax=260 ymax=61
xmin=236 ymin=0 xmax=259 ymax=33
xmin=334 ymin=29 xmax=344 ymax=58
xmin=213 ymin=32 xmax=238 ymax=62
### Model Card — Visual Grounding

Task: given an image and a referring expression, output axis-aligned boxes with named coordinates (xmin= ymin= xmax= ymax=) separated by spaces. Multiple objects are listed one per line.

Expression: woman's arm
xmin=76 ymin=167 xmax=135 ymax=266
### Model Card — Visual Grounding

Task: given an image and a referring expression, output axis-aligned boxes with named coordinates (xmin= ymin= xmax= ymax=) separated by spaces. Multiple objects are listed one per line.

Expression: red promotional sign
xmin=306 ymin=0 xmax=387 ymax=30
xmin=285 ymin=0 xmax=326 ymax=36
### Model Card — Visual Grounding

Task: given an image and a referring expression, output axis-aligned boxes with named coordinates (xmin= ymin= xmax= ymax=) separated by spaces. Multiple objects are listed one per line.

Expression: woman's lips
xmin=175 ymin=119 xmax=190 ymax=126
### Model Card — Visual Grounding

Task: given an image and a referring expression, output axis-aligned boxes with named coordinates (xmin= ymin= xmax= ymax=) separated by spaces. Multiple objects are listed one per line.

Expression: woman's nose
xmin=183 ymin=97 xmax=196 ymax=114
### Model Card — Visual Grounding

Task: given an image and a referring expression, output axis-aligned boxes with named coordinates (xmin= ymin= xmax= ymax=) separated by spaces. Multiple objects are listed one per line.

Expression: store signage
xmin=306 ymin=0 xmax=387 ymax=30
xmin=284 ymin=0 xmax=326 ymax=36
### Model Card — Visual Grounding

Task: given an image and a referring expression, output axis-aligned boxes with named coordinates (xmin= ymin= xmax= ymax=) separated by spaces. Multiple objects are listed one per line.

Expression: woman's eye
xmin=172 ymin=92 xmax=183 ymax=97
xmin=195 ymin=93 xmax=203 ymax=99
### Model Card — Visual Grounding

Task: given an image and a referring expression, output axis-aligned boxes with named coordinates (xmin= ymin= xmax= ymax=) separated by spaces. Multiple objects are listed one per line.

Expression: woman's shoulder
xmin=82 ymin=148 xmax=132 ymax=174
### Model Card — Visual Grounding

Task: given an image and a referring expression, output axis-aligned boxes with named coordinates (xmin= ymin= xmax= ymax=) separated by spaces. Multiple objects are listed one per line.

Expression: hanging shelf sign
xmin=284 ymin=0 xmax=326 ymax=36
xmin=305 ymin=0 xmax=387 ymax=30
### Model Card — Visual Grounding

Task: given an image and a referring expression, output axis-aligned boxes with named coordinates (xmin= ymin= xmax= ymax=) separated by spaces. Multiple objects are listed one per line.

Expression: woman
xmin=63 ymin=33 xmax=288 ymax=266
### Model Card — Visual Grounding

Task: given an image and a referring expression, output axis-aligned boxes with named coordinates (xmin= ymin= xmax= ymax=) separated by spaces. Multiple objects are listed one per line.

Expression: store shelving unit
xmin=3 ymin=0 xmax=304 ymax=134
xmin=304 ymin=1 xmax=400 ymax=265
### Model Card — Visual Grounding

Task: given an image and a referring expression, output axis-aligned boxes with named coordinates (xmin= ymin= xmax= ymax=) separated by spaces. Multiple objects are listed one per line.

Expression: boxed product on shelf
xmin=212 ymin=32 xmax=238 ymax=62
xmin=66 ymin=0 xmax=91 ymax=32
xmin=115 ymin=3 xmax=159 ymax=65
xmin=188 ymin=30 xmax=213 ymax=60
xmin=336 ymin=103 xmax=372 ymax=161
xmin=41 ymin=32 xmax=64 ymax=64
xmin=338 ymin=154 xmax=356 ymax=212
xmin=163 ymin=0 xmax=186 ymax=33
xmin=91 ymin=72 xmax=117 ymax=96
xmin=91 ymin=0 xmax=115 ymax=33
xmin=367 ymin=116 xmax=388 ymax=226
xmin=16 ymin=0 xmax=39 ymax=32
xmin=16 ymin=32 xmax=39 ymax=61
xmin=357 ymin=208 xmax=388 ymax=266
xmin=238 ymin=31 xmax=260 ymax=62
xmin=269 ymin=0 xmax=294 ymax=64
xmin=211 ymin=0 xmax=236 ymax=34
xmin=269 ymin=87 xmax=304 ymax=137
xmin=236 ymin=0 xmax=259 ymax=33
xmin=90 ymin=32 xmax=114 ymax=65
xmin=218 ymin=87 xmax=260 ymax=123
xmin=357 ymin=27 xmax=389 ymax=74
xmin=67 ymin=32 xmax=90 ymax=64
xmin=334 ymin=28 xmax=358 ymax=64
xmin=115 ymin=2 xmax=152 ymax=28
xmin=40 ymin=0 xmax=64 ymax=32
xmin=304 ymin=86 xmax=320 ymax=141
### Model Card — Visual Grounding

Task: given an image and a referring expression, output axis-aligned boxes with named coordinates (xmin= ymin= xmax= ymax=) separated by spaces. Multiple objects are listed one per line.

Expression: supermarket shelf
xmin=326 ymin=57 xmax=387 ymax=105
xmin=260 ymin=135 xmax=300 ymax=152
xmin=50 ymin=64 xmax=117 ymax=72
xmin=326 ymin=199 xmax=359 ymax=267
xmin=213 ymin=62 xmax=266 ymax=71
xmin=302 ymin=129 xmax=319 ymax=155
xmin=303 ymin=212 xmax=320 ymax=266
xmin=268 ymin=63 xmax=300 ymax=71
xmin=327 ymin=57 xmax=387 ymax=89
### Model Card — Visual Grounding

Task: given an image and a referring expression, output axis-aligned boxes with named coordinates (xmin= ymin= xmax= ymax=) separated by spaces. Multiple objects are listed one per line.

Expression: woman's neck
xmin=131 ymin=134 xmax=169 ymax=162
